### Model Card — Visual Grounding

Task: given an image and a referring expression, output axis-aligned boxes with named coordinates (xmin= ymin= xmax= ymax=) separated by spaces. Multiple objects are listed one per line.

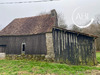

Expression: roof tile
xmin=0 ymin=14 xmax=55 ymax=35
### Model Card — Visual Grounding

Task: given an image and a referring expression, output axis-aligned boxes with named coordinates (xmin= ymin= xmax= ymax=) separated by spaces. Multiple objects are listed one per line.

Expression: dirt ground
xmin=85 ymin=64 xmax=100 ymax=75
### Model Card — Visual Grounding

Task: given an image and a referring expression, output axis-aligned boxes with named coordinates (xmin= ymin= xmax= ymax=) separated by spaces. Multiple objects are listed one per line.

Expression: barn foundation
xmin=0 ymin=53 xmax=5 ymax=59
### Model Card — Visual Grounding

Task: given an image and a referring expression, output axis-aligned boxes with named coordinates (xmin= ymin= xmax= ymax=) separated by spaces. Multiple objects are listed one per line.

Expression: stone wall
xmin=45 ymin=33 xmax=55 ymax=60
xmin=0 ymin=53 xmax=5 ymax=59
xmin=6 ymin=54 xmax=45 ymax=60
xmin=6 ymin=54 xmax=54 ymax=62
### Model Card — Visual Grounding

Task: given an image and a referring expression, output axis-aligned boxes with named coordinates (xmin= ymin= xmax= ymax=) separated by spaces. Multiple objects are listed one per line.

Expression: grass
xmin=0 ymin=52 xmax=99 ymax=75
xmin=96 ymin=52 xmax=100 ymax=63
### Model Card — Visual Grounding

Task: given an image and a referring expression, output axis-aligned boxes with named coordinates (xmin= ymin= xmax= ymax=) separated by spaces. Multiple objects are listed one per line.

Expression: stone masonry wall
xmin=6 ymin=54 xmax=45 ymax=60
xmin=45 ymin=33 xmax=55 ymax=60
xmin=0 ymin=53 xmax=5 ymax=59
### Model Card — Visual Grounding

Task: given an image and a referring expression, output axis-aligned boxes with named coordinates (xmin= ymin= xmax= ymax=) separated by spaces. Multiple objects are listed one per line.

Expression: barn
xmin=0 ymin=9 xmax=97 ymax=65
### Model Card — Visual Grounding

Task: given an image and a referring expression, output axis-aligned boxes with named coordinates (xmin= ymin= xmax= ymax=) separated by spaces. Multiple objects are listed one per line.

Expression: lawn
xmin=0 ymin=52 xmax=99 ymax=75
xmin=96 ymin=52 xmax=100 ymax=63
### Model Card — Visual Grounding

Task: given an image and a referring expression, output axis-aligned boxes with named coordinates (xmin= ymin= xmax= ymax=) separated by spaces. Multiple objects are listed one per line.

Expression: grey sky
xmin=0 ymin=0 xmax=100 ymax=30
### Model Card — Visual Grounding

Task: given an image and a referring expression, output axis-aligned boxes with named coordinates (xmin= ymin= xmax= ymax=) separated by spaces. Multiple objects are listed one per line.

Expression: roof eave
xmin=53 ymin=26 xmax=98 ymax=38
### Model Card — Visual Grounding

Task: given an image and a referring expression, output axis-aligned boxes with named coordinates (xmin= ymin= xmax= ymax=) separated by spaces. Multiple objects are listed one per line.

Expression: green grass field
xmin=0 ymin=52 xmax=100 ymax=75
xmin=96 ymin=52 xmax=100 ymax=63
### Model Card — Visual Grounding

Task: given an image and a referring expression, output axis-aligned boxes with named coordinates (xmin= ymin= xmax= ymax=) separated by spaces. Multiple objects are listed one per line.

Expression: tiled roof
xmin=0 ymin=14 xmax=56 ymax=35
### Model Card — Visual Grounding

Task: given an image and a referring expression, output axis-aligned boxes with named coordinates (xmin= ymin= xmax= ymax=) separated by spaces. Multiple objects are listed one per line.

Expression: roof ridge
xmin=15 ymin=14 xmax=50 ymax=20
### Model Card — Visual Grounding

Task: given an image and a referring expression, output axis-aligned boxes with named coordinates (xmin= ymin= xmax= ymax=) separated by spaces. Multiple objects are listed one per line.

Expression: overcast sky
xmin=0 ymin=0 xmax=100 ymax=30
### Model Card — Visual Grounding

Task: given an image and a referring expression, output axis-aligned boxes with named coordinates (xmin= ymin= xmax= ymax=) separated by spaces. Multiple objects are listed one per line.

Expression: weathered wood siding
xmin=0 ymin=33 xmax=47 ymax=54
xmin=52 ymin=28 xmax=96 ymax=65
xmin=0 ymin=45 xmax=6 ymax=53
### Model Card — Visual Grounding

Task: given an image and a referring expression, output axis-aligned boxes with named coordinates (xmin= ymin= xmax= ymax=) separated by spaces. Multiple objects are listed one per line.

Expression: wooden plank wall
xmin=0 ymin=33 xmax=47 ymax=54
xmin=0 ymin=46 xmax=6 ymax=53
xmin=52 ymin=28 xmax=96 ymax=65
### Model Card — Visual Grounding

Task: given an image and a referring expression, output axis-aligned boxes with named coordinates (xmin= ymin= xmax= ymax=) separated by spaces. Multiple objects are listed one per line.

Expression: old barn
xmin=0 ymin=9 xmax=97 ymax=65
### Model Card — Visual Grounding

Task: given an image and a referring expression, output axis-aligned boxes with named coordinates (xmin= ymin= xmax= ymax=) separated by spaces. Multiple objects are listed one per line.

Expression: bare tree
xmin=82 ymin=23 xmax=100 ymax=51
xmin=94 ymin=15 xmax=100 ymax=25
xmin=39 ymin=11 xmax=67 ymax=29
xmin=57 ymin=14 xmax=67 ymax=29
xmin=71 ymin=24 xmax=81 ymax=32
